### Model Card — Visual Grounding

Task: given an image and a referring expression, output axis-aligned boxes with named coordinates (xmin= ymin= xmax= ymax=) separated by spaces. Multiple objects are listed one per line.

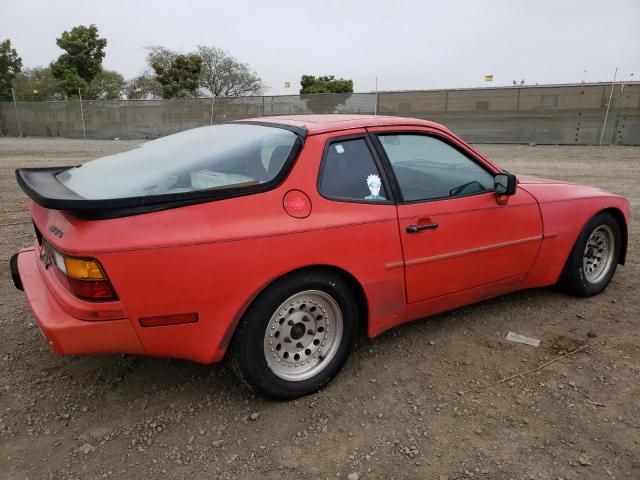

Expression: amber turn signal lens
xmin=49 ymin=246 xmax=116 ymax=302
xmin=63 ymin=257 xmax=105 ymax=280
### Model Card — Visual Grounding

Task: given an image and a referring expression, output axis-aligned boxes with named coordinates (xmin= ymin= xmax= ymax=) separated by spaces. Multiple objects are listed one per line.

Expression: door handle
xmin=406 ymin=223 xmax=439 ymax=233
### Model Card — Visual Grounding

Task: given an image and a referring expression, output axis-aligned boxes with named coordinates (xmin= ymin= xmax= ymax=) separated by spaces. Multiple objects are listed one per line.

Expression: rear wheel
xmin=230 ymin=270 xmax=358 ymax=400
xmin=557 ymin=212 xmax=621 ymax=297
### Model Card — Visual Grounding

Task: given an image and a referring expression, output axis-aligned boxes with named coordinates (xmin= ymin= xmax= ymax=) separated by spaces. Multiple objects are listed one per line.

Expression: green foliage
xmin=151 ymin=53 xmax=202 ymax=99
xmin=0 ymin=39 xmax=23 ymax=101
xmin=51 ymin=24 xmax=107 ymax=97
xmin=13 ymin=67 xmax=63 ymax=101
xmin=124 ymin=70 xmax=163 ymax=100
xmin=56 ymin=68 xmax=88 ymax=99
xmin=86 ymin=70 xmax=125 ymax=100
xmin=300 ymin=75 xmax=353 ymax=114
xmin=145 ymin=46 xmax=175 ymax=75
xmin=197 ymin=46 xmax=265 ymax=97
xmin=300 ymin=75 xmax=353 ymax=94
xmin=145 ymin=45 xmax=265 ymax=98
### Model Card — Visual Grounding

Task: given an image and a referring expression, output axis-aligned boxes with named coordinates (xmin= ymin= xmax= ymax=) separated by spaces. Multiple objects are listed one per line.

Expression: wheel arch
xmin=219 ymin=264 xmax=370 ymax=356
xmin=559 ymin=206 xmax=629 ymax=276
xmin=600 ymin=207 xmax=628 ymax=265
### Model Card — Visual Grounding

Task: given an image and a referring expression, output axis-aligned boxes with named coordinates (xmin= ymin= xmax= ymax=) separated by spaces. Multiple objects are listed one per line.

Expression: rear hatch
xmin=16 ymin=122 xmax=303 ymax=220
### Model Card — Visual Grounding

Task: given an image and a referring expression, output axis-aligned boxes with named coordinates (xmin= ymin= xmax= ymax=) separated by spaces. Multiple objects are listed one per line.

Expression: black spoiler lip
xmin=17 ymin=167 xmax=91 ymax=210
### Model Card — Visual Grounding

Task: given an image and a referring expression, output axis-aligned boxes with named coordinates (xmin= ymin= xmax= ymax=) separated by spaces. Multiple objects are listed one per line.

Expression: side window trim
xmin=368 ymin=130 xmax=496 ymax=205
xmin=317 ymin=134 xmax=396 ymax=205
xmin=367 ymin=132 xmax=404 ymax=203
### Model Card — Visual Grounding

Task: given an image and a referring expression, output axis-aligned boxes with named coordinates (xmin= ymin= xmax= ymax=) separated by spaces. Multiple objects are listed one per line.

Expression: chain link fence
xmin=1 ymin=83 xmax=638 ymax=144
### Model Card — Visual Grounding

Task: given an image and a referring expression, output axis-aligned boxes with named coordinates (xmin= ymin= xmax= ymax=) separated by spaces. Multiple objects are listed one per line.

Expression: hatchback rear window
xmin=56 ymin=124 xmax=298 ymax=200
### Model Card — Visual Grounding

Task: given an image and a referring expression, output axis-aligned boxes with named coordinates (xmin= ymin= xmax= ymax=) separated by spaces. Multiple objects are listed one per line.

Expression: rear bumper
xmin=14 ymin=249 xmax=144 ymax=356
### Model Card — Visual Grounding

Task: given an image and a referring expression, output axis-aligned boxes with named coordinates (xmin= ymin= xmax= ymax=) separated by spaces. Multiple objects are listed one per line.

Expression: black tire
xmin=557 ymin=212 xmax=622 ymax=297
xmin=229 ymin=269 xmax=359 ymax=400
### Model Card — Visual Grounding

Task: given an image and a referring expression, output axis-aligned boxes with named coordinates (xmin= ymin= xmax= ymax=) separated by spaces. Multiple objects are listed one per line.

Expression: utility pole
xmin=374 ymin=77 xmax=378 ymax=116
xmin=11 ymin=88 xmax=22 ymax=137
xmin=599 ymin=67 xmax=618 ymax=146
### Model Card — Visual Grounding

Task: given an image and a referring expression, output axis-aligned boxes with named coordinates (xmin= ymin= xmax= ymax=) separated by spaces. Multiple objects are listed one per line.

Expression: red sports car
xmin=11 ymin=115 xmax=630 ymax=399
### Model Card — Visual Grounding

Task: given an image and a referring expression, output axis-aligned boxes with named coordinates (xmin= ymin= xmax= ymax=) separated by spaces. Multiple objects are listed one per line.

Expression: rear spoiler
xmin=17 ymin=167 xmax=88 ymax=210
xmin=16 ymin=167 xmax=272 ymax=219
xmin=15 ymin=167 xmax=183 ymax=218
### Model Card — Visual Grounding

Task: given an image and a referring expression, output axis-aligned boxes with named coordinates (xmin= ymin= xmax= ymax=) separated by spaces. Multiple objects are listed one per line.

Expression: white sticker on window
xmin=334 ymin=144 xmax=345 ymax=154
xmin=365 ymin=174 xmax=385 ymax=200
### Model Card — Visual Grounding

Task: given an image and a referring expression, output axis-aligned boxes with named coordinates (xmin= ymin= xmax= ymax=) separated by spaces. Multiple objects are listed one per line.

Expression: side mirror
xmin=494 ymin=173 xmax=517 ymax=196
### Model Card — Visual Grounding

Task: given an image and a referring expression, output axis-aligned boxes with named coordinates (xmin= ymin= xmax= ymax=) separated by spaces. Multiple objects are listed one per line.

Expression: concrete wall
xmin=1 ymin=83 xmax=638 ymax=144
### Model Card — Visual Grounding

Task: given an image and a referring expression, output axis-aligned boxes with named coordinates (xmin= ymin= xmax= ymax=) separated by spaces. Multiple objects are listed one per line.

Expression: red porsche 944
xmin=11 ymin=115 xmax=630 ymax=399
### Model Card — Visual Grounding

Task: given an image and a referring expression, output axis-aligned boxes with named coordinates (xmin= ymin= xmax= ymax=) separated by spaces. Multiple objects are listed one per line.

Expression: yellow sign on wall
xmin=283 ymin=81 xmax=291 ymax=88
xmin=484 ymin=75 xmax=494 ymax=81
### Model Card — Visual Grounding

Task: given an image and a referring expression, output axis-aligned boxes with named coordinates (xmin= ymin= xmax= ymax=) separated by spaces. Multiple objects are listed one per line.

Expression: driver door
xmin=371 ymin=129 xmax=542 ymax=303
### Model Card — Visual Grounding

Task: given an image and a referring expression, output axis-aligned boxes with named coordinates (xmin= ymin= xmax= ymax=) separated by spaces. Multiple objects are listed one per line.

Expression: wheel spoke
xmin=582 ymin=225 xmax=615 ymax=284
xmin=263 ymin=290 xmax=343 ymax=381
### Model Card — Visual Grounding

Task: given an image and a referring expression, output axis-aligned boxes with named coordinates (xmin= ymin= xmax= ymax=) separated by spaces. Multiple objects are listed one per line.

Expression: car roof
xmin=240 ymin=114 xmax=450 ymax=136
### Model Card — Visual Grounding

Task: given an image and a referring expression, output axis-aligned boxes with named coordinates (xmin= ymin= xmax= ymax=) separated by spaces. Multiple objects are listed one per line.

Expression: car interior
xmin=145 ymin=139 xmax=294 ymax=195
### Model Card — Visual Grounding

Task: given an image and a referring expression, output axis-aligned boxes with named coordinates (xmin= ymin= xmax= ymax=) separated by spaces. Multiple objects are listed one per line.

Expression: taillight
xmin=50 ymin=249 xmax=117 ymax=301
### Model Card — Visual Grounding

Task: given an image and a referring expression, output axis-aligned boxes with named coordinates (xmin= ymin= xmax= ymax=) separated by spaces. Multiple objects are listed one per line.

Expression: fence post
xmin=599 ymin=67 xmax=617 ymax=146
xmin=210 ymin=96 xmax=215 ymax=125
xmin=610 ymin=83 xmax=625 ymax=145
xmin=11 ymin=88 xmax=22 ymax=137
xmin=374 ymin=77 xmax=378 ymax=115
xmin=78 ymin=88 xmax=87 ymax=139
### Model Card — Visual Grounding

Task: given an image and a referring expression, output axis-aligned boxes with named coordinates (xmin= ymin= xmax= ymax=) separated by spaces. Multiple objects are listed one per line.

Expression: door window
xmin=378 ymin=134 xmax=494 ymax=202
xmin=319 ymin=138 xmax=388 ymax=202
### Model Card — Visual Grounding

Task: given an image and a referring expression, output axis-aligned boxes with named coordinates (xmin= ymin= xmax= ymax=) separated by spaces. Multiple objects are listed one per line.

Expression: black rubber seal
xmin=10 ymin=253 xmax=23 ymax=291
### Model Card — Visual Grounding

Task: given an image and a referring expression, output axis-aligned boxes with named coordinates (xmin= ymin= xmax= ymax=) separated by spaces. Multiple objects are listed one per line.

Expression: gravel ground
xmin=0 ymin=138 xmax=638 ymax=480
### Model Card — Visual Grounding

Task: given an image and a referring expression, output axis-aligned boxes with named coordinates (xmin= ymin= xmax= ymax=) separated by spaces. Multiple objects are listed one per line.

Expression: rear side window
xmin=319 ymin=138 xmax=388 ymax=202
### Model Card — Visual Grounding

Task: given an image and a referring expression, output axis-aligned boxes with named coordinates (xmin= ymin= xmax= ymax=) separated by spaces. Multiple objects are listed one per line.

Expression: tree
xmin=300 ymin=75 xmax=353 ymax=114
xmin=13 ymin=67 xmax=63 ymax=101
xmin=300 ymin=75 xmax=353 ymax=94
xmin=151 ymin=53 xmax=202 ymax=99
xmin=146 ymin=45 xmax=265 ymax=98
xmin=145 ymin=46 xmax=176 ymax=74
xmin=0 ymin=39 xmax=23 ymax=101
xmin=50 ymin=24 xmax=107 ymax=97
xmin=197 ymin=46 xmax=265 ymax=97
xmin=86 ymin=70 xmax=125 ymax=99
xmin=125 ymin=70 xmax=163 ymax=100
xmin=54 ymin=68 xmax=88 ymax=98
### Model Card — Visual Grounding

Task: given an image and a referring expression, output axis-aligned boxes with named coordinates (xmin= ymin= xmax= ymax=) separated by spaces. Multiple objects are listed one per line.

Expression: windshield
xmin=57 ymin=124 xmax=298 ymax=200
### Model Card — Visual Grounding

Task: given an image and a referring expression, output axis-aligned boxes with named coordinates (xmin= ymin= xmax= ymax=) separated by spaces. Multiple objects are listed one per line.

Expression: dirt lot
xmin=0 ymin=138 xmax=638 ymax=480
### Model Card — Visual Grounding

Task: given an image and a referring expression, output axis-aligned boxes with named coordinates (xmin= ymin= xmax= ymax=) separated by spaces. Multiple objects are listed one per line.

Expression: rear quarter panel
xmin=520 ymin=183 xmax=630 ymax=288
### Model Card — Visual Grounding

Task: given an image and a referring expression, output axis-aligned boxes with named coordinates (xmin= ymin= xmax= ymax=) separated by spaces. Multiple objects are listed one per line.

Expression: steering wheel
xmin=449 ymin=181 xmax=484 ymax=197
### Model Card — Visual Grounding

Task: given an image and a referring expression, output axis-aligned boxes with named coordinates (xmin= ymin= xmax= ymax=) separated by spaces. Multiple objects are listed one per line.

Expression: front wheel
xmin=557 ymin=212 xmax=622 ymax=297
xmin=230 ymin=270 xmax=359 ymax=400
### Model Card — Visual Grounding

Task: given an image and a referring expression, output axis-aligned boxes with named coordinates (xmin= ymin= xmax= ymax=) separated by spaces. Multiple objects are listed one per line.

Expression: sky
xmin=1 ymin=0 xmax=639 ymax=95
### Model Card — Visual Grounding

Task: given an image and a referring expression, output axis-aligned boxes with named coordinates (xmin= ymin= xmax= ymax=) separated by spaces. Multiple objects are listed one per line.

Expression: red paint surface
xmin=283 ymin=189 xmax=312 ymax=218
xmin=15 ymin=115 xmax=631 ymax=363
